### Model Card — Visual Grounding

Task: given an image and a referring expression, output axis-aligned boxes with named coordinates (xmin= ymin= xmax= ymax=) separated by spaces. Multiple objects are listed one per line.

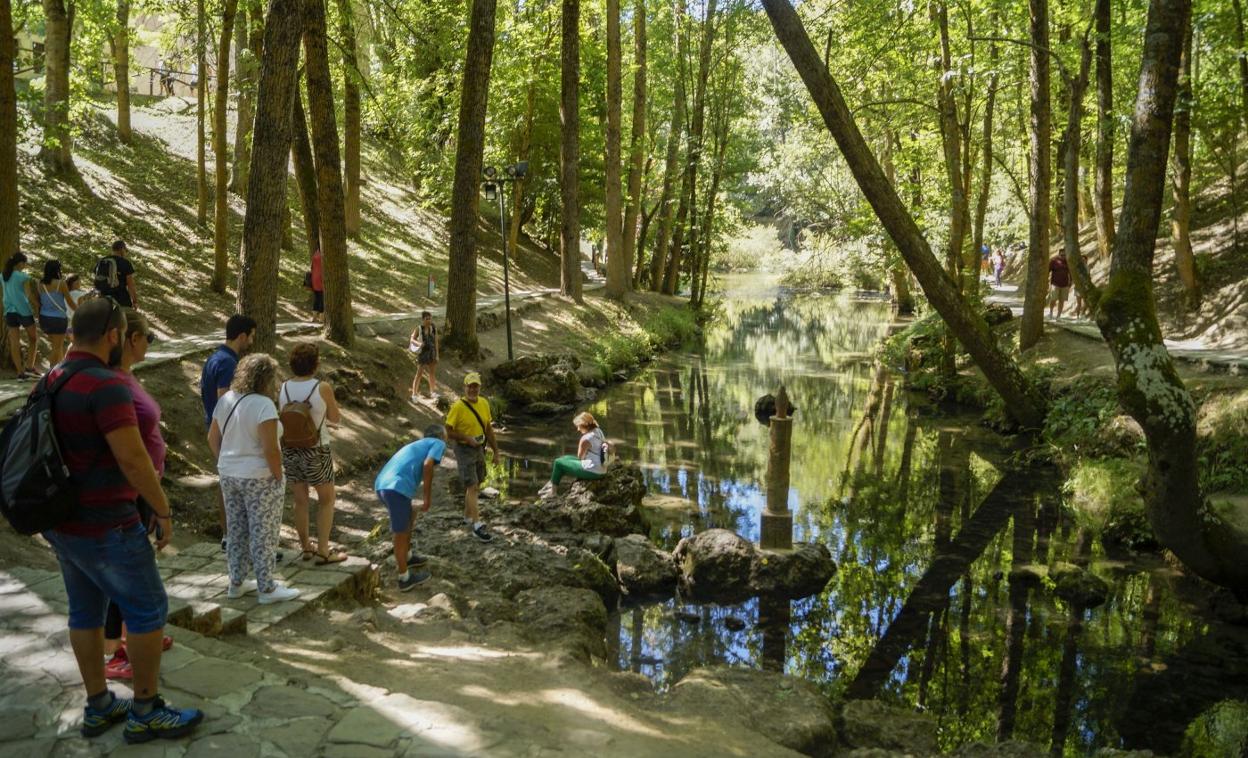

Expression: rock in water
xmin=569 ymin=465 xmax=648 ymax=508
xmin=754 ymin=393 xmax=799 ymax=426
xmin=614 ymin=535 xmax=678 ymax=597
xmin=750 ymin=543 xmax=837 ymax=600
xmin=840 ymin=700 xmax=938 ymax=755
xmin=667 ymin=667 xmax=838 ymax=757
xmin=1052 ymin=565 xmax=1110 ymax=609
xmin=516 ymin=585 xmax=608 ymax=663
xmin=673 ymin=529 xmax=756 ymax=603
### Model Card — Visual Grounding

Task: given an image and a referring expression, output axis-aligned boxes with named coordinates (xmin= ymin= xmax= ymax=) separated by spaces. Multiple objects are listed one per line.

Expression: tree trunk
xmin=212 ymin=0 xmax=238 ymax=295
xmin=336 ymin=0 xmax=362 ymax=238
xmin=621 ymin=0 xmax=647 ymax=293
xmin=1020 ymin=0 xmax=1051 ymax=351
xmin=508 ymin=77 xmax=537 ymax=255
xmin=972 ymin=36 xmax=998 ymax=289
xmin=559 ymin=0 xmax=583 ymax=302
xmin=291 ymin=87 xmax=320 ymax=256
xmin=1093 ymin=0 xmax=1114 ymax=259
xmin=304 ymin=0 xmax=354 ymax=346
xmin=231 ymin=0 xmax=264 ymax=195
xmin=881 ymin=132 xmax=914 ymax=314
xmin=1233 ymin=0 xmax=1248 ymax=125
xmin=934 ymin=1 xmax=969 ymax=297
xmin=0 ymin=0 xmax=18 ymax=261
xmin=1171 ymin=21 xmax=1198 ymax=311
xmin=760 ymin=0 xmax=1047 ymax=429
xmin=445 ymin=0 xmax=498 ymax=355
xmin=604 ymin=0 xmax=626 ymax=298
xmin=111 ymin=0 xmax=131 ymax=144
xmin=1061 ymin=39 xmax=1094 ymax=304
xmin=39 ymin=0 xmax=75 ymax=175
xmin=197 ymin=0 xmax=210 ymax=224
xmin=240 ymin=0 xmax=303 ymax=354
xmin=649 ymin=0 xmax=686 ymax=292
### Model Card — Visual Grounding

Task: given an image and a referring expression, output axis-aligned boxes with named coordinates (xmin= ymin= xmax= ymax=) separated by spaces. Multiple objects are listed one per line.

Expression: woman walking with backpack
xmin=537 ymin=412 xmax=609 ymax=499
xmin=37 ymin=259 xmax=74 ymax=367
xmin=280 ymin=343 xmax=346 ymax=564
xmin=208 ymin=353 xmax=301 ymax=604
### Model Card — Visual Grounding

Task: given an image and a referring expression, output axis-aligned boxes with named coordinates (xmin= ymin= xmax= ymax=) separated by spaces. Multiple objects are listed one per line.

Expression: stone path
xmin=986 ymin=282 xmax=1248 ymax=372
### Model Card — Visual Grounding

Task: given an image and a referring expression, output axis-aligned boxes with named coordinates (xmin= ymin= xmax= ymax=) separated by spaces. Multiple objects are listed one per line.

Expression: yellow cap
xmin=463 ymin=371 xmax=482 ymax=387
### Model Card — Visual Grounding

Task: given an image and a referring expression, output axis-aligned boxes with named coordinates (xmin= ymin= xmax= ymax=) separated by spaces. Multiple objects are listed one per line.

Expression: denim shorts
xmin=377 ymin=489 xmax=415 ymax=534
xmin=43 ymin=522 xmax=168 ymax=634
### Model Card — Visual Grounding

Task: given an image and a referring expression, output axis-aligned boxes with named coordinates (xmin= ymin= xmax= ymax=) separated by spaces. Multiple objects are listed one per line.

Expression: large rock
xmin=840 ymin=700 xmax=938 ymax=755
xmin=494 ymin=354 xmax=583 ymax=411
xmin=491 ymin=354 xmax=581 ymax=382
xmin=502 ymin=465 xmax=648 ymax=538
xmin=673 ymin=529 xmax=756 ymax=603
xmin=1052 ymin=564 xmax=1110 ymax=609
xmin=667 ymin=666 xmax=837 ymax=756
xmin=516 ymin=585 xmax=608 ymax=662
xmin=614 ymin=535 xmax=678 ymax=597
xmin=750 ymin=543 xmax=837 ymax=600
xmin=569 ymin=465 xmax=648 ymax=508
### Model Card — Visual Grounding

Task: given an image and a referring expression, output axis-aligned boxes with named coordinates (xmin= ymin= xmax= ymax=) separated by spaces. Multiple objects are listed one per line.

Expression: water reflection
xmin=497 ymin=274 xmax=1248 ymax=754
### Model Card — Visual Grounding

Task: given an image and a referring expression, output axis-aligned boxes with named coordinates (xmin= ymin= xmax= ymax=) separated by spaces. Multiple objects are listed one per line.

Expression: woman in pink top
xmin=308 ymin=249 xmax=325 ymax=324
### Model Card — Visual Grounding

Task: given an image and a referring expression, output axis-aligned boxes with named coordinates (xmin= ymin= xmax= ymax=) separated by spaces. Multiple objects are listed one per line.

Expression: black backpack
xmin=0 ymin=362 xmax=91 ymax=535
xmin=93 ymin=256 xmax=120 ymax=294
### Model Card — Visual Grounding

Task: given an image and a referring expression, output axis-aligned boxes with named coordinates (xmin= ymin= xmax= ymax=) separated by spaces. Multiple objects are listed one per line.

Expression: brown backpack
xmin=279 ymin=381 xmax=323 ymax=449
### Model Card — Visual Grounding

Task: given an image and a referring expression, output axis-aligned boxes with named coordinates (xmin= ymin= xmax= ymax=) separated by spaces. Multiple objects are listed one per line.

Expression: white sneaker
xmin=226 ymin=579 xmax=258 ymax=599
xmin=258 ymin=583 xmax=301 ymax=604
xmin=411 ymin=394 xmax=421 ymax=403
xmin=537 ymin=482 xmax=555 ymax=499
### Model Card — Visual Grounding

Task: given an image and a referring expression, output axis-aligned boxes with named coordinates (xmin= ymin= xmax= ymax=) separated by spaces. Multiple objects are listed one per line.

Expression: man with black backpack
xmin=444 ymin=372 xmax=499 ymax=543
xmin=94 ymin=239 xmax=139 ymax=308
xmin=25 ymin=298 xmax=203 ymax=743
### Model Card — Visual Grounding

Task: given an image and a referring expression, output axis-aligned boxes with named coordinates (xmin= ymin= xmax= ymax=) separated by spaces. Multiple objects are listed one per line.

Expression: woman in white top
xmin=279 ymin=342 xmax=346 ymax=564
xmin=208 ymin=353 xmax=301 ymax=604
xmin=537 ymin=411 xmax=608 ymax=499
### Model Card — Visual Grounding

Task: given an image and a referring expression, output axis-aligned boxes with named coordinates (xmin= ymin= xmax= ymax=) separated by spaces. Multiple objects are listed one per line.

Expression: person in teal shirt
xmin=374 ymin=426 xmax=447 ymax=591
xmin=3 ymin=251 xmax=39 ymax=379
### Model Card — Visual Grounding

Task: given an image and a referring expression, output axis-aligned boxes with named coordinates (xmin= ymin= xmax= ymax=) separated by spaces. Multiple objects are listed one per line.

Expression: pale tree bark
xmin=881 ymin=131 xmax=914 ymax=314
xmin=604 ymin=0 xmax=627 ymax=298
xmin=621 ymin=0 xmax=646 ymax=290
xmin=240 ymin=0 xmax=303 ymax=354
xmin=1093 ymin=0 xmax=1114 ymax=259
xmin=559 ymin=0 xmax=583 ymax=302
xmin=1061 ymin=38 xmax=1094 ymax=304
xmin=336 ymin=0 xmax=362 ymax=238
xmin=0 ymin=0 xmax=18 ymax=261
xmin=1020 ymin=0 xmax=1051 ymax=351
xmin=212 ymin=0 xmax=238 ymax=294
xmin=304 ymin=0 xmax=354 ymax=346
xmin=1171 ymin=20 xmax=1199 ymax=311
xmin=445 ymin=0 xmax=498 ymax=355
xmin=197 ymin=0 xmax=209 ymax=224
xmin=39 ymin=0 xmax=75 ymax=175
xmin=760 ymin=0 xmax=1047 ymax=428
xmin=110 ymin=0 xmax=131 ymax=144
xmin=934 ymin=1 xmax=969 ymax=295
xmin=972 ymin=36 xmax=998 ymax=289
xmin=649 ymin=0 xmax=686 ymax=292
xmin=231 ymin=0 xmax=264 ymax=196
xmin=291 ymin=86 xmax=321 ymax=255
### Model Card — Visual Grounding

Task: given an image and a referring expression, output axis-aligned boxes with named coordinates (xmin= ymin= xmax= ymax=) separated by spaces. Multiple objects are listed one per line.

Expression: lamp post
xmin=481 ymin=161 xmax=528 ymax=362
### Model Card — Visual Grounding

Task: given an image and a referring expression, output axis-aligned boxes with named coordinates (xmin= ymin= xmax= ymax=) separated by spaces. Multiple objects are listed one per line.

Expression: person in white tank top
xmin=538 ymin=411 xmax=609 ymax=499
xmin=280 ymin=343 xmax=346 ymax=564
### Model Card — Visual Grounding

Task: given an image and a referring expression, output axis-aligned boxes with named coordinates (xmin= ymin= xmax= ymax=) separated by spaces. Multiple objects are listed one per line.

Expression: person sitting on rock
xmin=538 ymin=411 xmax=608 ymax=499
xmin=374 ymin=425 xmax=447 ymax=591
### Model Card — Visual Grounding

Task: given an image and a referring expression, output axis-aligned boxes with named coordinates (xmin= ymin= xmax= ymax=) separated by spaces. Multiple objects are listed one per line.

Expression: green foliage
xmin=1041 ymin=377 xmax=1132 ymax=461
xmin=587 ymin=305 xmax=698 ymax=380
xmin=1181 ymin=700 xmax=1248 ymax=758
xmin=1197 ymin=392 xmax=1248 ymax=494
xmin=780 ymin=234 xmax=887 ymax=291
xmin=1063 ymin=458 xmax=1155 ymax=548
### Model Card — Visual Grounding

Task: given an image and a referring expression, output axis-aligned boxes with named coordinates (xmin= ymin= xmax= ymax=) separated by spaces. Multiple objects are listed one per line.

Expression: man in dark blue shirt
xmin=199 ymin=315 xmax=255 ymax=544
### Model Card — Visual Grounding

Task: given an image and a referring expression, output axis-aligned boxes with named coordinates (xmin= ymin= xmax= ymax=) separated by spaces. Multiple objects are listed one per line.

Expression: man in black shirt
xmin=96 ymin=240 xmax=139 ymax=309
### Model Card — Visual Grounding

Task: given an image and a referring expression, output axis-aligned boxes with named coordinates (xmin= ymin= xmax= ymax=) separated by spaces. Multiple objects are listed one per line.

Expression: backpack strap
xmin=304 ymin=380 xmax=325 ymax=436
xmin=219 ymin=392 xmax=256 ymax=440
xmin=459 ymin=397 xmax=487 ymax=437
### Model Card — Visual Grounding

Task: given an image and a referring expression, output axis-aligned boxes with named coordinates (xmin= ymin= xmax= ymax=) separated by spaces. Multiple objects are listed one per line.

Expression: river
xmin=499 ymin=273 xmax=1248 ymax=755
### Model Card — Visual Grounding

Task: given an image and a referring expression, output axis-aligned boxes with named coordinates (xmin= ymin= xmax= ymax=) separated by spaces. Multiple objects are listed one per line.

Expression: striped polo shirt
xmin=48 ymin=352 xmax=141 ymax=537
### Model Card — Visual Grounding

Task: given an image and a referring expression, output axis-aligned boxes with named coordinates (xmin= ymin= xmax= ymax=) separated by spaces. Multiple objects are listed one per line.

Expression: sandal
xmin=315 ymin=551 xmax=348 ymax=565
xmin=300 ymin=550 xmax=315 ymax=562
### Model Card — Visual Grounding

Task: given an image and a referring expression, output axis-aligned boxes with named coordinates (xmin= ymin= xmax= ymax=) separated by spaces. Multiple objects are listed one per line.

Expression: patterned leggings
xmin=221 ymin=476 xmax=285 ymax=593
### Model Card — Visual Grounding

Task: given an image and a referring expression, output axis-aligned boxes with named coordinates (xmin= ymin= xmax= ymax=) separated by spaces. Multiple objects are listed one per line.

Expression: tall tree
xmin=971 ymin=36 xmax=998 ymax=293
xmin=444 ymin=0 xmax=499 ymax=354
xmin=1020 ymin=0 xmax=1051 ymax=351
xmin=212 ymin=0 xmax=239 ymax=294
xmin=336 ymin=0 xmax=362 ymax=237
xmin=648 ymin=0 xmax=686 ymax=291
xmin=759 ymin=0 xmax=1047 ymax=428
xmin=1093 ymin=0 xmax=1114 ymax=259
xmin=621 ymin=0 xmax=647 ymax=290
xmin=559 ymin=0 xmax=583 ymax=302
xmin=231 ymin=0 xmax=264 ymax=195
xmin=1234 ymin=0 xmax=1248 ymax=124
xmin=934 ymin=1 xmax=969 ymax=296
xmin=0 ymin=0 xmax=17 ymax=259
xmin=1060 ymin=38 xmax=1093 ymax=304
xmin=39 ymin=0 xmax=75 ymax=174
xmin=304 ymin=0 xmax=354 ymax=345
xmin=197 ymin=0 xmax=209 ymax=224
xmin=109 ymin=0 xmax=131 ymax=143
xmin=240 ymin=0 xmax=304 ymax=354
xmin=604 ymin=0 xmax=627 ymax=298
xmin=1170 ymin=19 xmax=1199 ymax=310
xmin=291 ymin=86 xmax=321 ymax=255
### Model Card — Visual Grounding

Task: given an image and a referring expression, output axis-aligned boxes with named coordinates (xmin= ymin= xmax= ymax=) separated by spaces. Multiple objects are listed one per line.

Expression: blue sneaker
xmin=123 ymin=697 xmax=204 ymax=744
xmin=82 ymin=693 xmax=132 ymax=737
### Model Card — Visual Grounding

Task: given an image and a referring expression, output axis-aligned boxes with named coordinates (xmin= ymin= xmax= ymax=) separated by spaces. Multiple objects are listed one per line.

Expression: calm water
xmin=497 ymin=274 xmax=1248 ymax=756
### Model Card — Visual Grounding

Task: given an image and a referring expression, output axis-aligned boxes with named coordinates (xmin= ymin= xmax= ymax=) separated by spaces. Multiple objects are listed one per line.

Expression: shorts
xmin=454 ymin=443 xmax=487 ymax=488
xmin=39 ymin=315 xmax=69 ymax=335
xmin=43 ymin=522 xmax=168 ymax=635
xmin=1048 ymin=285 xmax=1071 ymax=304
xmin=377 ymin=489 xmax=415 ymax=534
xmin=418 ymin=345 xmax=438 ymax=366
xmin=312 ymin=290 xmax=324 ymax=313
xmin=4 ymin=312 xmax=34 ymax=328
xmin=282 ymin=444 xmax=335 ymax=485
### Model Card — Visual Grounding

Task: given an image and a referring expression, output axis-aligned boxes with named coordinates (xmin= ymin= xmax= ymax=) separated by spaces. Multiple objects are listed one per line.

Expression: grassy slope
xmin=13 ymin=95 xmax=562 ymax=339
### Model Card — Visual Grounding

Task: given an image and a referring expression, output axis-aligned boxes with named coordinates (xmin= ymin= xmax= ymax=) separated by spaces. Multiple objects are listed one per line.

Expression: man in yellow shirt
xmin=444 ymin=372 xmax=499 ymax=542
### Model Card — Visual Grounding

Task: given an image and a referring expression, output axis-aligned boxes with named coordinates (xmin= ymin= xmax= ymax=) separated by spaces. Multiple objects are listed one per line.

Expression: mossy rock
xmin=1180 ymin=700 xmax=1248 ymax=757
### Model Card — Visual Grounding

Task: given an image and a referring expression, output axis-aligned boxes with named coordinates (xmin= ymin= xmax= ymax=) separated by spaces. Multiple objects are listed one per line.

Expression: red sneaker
xmin=104 ymin=649 xmax=133 ymax=680
xmin=162 ymin=635 xmax=173 ymax=651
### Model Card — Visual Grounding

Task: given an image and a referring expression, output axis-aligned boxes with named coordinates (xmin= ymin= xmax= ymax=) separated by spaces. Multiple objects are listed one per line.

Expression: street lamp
xmin=481 ymin=161 xmax=528 ymax=362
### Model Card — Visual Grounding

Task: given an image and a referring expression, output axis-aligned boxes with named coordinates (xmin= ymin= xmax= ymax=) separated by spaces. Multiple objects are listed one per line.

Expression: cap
xmin=463 ymin=371 xmax=482 ymax=387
